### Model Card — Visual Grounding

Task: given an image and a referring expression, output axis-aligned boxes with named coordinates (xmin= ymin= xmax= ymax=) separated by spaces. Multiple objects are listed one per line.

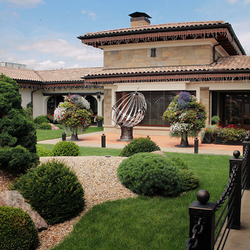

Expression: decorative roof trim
xmin=84 ymin=73 xmax=250 ymax=84
xmin=81 ymin=28 xmax=243 ymax=56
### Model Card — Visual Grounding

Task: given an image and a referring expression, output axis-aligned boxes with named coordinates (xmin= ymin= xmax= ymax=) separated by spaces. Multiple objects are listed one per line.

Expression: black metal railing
xmin=186 ymin=138 xmax=250 ymax=250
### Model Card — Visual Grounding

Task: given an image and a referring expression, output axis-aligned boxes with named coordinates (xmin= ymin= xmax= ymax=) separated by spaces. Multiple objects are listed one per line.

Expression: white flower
xmin=170 ymin=122 xmax=193 ymax=133
xmin=54 ymin=106 xmax=67 ymax=122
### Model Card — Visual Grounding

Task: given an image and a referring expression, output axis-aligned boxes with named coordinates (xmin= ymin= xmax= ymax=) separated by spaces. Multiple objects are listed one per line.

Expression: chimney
xmin=129 ymin=12 xmax=151 ymax=27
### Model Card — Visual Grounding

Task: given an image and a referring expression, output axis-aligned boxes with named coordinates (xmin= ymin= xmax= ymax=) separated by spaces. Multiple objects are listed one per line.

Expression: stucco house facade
xmin=0 ymin=66 xmax=104 ymax=119
xmin=1 ymin=12 xmax=250 ymax=136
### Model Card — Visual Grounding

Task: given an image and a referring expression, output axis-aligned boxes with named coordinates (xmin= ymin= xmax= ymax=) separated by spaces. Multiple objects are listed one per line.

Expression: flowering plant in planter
xmin=215 ymin=124 xmax=249 ymax=143
xmin=163 ymin=92 xmax=207 ymax=146
xmin=96 ymin=116 xmax=103 ymax=122
xmin=54 ymin=95 xmax=92 ymax=140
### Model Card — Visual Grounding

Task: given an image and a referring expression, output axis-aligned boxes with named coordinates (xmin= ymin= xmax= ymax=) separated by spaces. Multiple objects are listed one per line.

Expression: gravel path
xmin=37 ymin=156 xmax=137 ymax=250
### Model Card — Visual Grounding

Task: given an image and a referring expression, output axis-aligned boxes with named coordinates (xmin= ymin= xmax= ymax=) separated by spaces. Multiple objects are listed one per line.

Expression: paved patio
xmin=38 ymin=131 xmax=243 ymax=156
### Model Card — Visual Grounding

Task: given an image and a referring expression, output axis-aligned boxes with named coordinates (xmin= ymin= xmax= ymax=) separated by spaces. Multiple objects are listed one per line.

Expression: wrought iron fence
xmin=186 ymin=138 xmax=250 ymax=250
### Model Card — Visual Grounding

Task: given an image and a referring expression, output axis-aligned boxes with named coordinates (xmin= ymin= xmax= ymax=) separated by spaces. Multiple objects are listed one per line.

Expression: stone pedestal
xmin=117 ymin=126 xmax=133 ymax=141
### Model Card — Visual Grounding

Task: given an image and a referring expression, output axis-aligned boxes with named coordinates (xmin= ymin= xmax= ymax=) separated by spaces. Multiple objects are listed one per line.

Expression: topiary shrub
xmin=0 ymin=146 xmax=33 ymax=175
xmin=117 ymin=153 xmax=182 ymax=196
xmin=13 ymin=160 xmax=85 ymax=225
xmin=40 ymin=122 xmax=51 ymax=130
xmin=179 ymin=169 xmax=199 ymax=192
xmin=171 ymin=157 xmax=188 ymax=170
xmin=0 ymin=206 xmax=39 ymax=250
xmin=119 ymin=137 xmax=160 ymax=157
xmin=36 ymin=145 xmax=52 ymax=157
xmin=34 ymin=115 xmax=50 ymax=124
xmin=170 ymin=157 xmax=199 ymax=192
xmin=52 ymin=141 xmax=80 ymax=156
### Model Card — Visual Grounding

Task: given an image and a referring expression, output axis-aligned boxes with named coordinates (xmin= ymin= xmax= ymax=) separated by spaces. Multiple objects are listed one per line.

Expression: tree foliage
xmin=0 ymin=74 xmax=39 ymax=174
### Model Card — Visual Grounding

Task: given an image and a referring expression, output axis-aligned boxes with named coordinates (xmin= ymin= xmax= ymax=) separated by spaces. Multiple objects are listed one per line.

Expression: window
xmin=116 ymin=91 xmax=195 ymax=126
xmin=151 ymin=48 xmax=156 ymax=57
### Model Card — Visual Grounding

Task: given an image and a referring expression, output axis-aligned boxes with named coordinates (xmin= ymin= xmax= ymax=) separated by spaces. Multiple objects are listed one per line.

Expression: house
xmin=1 ymin=12 xmax=250 ymax=136
xmin=0 ymin=65 xmax=104 ymax=119
xmin=78 ymin=12 xmax=250 ymax=135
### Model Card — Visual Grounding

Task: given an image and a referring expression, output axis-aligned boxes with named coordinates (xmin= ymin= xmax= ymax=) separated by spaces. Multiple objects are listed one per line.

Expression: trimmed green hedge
xmin=0 ymin=206 xmax=39 ymax=250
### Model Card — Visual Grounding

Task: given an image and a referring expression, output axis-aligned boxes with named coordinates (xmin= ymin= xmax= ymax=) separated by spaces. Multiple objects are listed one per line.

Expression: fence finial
xmin=233 ymin=150 xmax=240 ymax=159
xmin=197 ymin=190 xmax=210 ymax=204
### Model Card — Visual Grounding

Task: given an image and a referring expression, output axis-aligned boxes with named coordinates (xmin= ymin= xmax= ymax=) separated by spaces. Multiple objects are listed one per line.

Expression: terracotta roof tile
xmin=37 ymin=67 xmax=102 ymax=82
xmin=0 ymin=66 xmax=43 ymax=82
xmin=83 ymin=20 xmax=226 ymax=37
xmin=212 ymin=55 xmax=250 ymax=70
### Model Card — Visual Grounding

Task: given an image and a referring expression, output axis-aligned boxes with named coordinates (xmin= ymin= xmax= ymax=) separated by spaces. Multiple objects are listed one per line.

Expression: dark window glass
xmin=115 ymin=91 xmax=195 ymax=126
xmin=151 ymin=48 xmax=156 ymax=57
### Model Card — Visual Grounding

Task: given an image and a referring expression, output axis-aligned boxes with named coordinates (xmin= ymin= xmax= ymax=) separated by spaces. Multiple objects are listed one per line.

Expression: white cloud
xmin=18 ymin=39 xmax=102 ymax=60
xmin=81 ymin=10 xmax=96 ymax=20
xmin=225 ymin=0 xmax=250 ymax=4
xmin=12 ymin=38 xmax=103 ymax=70
xmin=1 ymin=0 xmax=44 ymax=8
xmin=225 ymin=0 xmax=239 ymax=3
xmin=232 ymin=21 xmax=250 ymax=55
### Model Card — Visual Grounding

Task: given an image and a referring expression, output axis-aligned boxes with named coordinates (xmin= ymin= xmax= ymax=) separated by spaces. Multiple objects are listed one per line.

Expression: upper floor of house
xmin=78 ymin=12 xmax=246 ymax=70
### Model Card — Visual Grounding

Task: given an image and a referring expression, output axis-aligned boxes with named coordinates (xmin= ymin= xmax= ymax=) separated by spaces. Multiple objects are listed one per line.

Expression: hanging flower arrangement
xmin=54 ymin=95 xmax=93 ymax=140
xmin=163 ymin=92 xmax=207 ymax=146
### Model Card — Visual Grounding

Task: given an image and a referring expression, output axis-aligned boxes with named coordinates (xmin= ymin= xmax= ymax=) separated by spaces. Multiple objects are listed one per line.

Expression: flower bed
xmin=202 ymin=124 xmax=249 ymax=144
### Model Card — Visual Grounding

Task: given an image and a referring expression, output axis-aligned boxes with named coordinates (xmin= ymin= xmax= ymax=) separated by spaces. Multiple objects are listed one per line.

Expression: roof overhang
xmin=79 ymin=23 xmax=245 ymax=56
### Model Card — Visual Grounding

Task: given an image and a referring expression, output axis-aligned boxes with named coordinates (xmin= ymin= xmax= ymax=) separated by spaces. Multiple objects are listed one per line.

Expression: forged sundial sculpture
xmin=110 ymin=91 xmax=147 ymax=141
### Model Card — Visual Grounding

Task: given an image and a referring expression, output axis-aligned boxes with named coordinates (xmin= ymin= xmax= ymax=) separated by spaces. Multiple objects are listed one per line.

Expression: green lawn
xmin=38 ymin=144 xmax=122 ymax=156
xmin=49 ymin=152 xmax=230 ymax=250
xmin=36 ymin=127 xmax=103 ymax=141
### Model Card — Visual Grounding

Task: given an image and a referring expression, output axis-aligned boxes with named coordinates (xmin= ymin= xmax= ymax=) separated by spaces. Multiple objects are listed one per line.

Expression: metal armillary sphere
xmin=110 ymin=91 xmax=147 ymax=141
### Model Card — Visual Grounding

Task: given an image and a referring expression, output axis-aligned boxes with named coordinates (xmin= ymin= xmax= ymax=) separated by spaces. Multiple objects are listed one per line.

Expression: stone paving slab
xmin=38 ymin=131 xmax=243 ymax=156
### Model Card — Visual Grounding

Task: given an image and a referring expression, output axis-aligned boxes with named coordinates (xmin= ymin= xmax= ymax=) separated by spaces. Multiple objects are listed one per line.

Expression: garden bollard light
xmin=62 ymin=132 xmax=66 ymax=141
xmin=101 ymin=133 xmax=106 ymax=148
xmin=194 ymin=137 xmax=199 ymax=154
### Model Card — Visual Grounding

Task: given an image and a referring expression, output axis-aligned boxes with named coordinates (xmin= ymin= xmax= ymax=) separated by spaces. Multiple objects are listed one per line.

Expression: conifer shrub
xmin=119 ymin=137 xmax=160 ymax=157
xmin=171 ymin=157 xmax=188 ymax=169
xmin=13 ymin=160 xmax=84 ymax=225
xmin=0 ymin=75 xmax=39 ymax=173
xmin=34 ymin=115 xmax=50 ymax=124
xmin=170 ymin=157 xmax=199 ymax=192
xmin=39 ymin=122 xmax=51 ymax=130
xmin=117 ymin=153 xmax=182 ymax=196
xmin=36 ymin=145 xmax=53 ymax=157
xmin=0 ymin=146 xmax=33 ymax=175
xmin=0 ymin=206 xmax=39 ymax=250
xmin=179 ymin=169 xmax=199 ymax=192
xmin=52 ymin=141 xmax=80 ymax=156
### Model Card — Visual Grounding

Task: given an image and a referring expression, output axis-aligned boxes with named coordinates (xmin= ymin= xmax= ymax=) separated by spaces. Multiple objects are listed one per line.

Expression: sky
xmin=1 ymin=0 xmax=250 ymax=71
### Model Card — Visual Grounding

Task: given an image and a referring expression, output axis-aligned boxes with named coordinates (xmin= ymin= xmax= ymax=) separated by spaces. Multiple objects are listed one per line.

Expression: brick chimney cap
xmin=129 ymin=12 xmax=152 ymax=19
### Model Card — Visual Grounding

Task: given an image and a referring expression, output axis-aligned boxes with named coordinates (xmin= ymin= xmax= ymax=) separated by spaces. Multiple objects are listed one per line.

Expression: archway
xmin=85 ymin=95 xmax=98 ymax=123
xmin=47 ymin=95 xmax=64 ymax=115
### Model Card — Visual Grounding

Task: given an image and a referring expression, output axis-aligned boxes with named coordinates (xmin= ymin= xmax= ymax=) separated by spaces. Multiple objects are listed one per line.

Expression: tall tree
xmin=0 ymin=74 xmax=39 ymax=174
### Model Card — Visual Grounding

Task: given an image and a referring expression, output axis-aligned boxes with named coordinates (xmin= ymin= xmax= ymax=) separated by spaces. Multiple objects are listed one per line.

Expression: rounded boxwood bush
xmin=40 ymin=122 xmax=51 ymax=130
xmin=171 ymin=157 xmax=188 ymax=170
xmin=0 ymin=206 xmax=39 ymax=250
xmin=34 ymin=115 xmax=50 ymax=124
xmin=13 ymin=160 xmax=84 ymax=225
xmin=117 ymin=153 xmax=182 ymax=196
xmin=119 ymin=137 xmax=160 ymax=157
xmin=0 ymin=145 xmax=33 ymax=175
xmin=180 ymin=169 xmax=199 ymax=192
xmin=52 ymin=141 xmax=80 ymax=156
xmin=36 ymin=145 xmax=52 ymax=157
